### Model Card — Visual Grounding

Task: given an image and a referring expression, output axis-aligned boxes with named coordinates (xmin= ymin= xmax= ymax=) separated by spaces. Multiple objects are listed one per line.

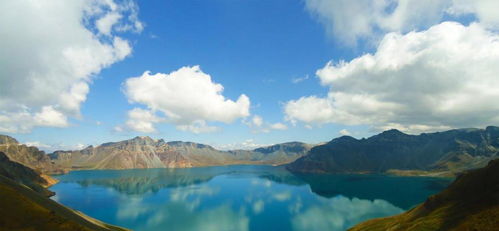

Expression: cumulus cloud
xmin=122 ymin=66 xmax=250 ymax=133
xmin=285 ymin=22 xmax=499 ymax=133
xmin=448 ymin=0 xmax=499 ymax=29
xmin=0 ymin=0 xmax=142 ymax=133
xmin=123 ymin=108 xmax=164 ymax=133
xmin=244 ymin=115 xmax=288 ymax=133
xmin=339 ymin=129 xmax=351 ymax=136
xmin=96 ymin=12 xmax=122 ymax=35
xmin=305 ymin=0 xmax=499 ymax=44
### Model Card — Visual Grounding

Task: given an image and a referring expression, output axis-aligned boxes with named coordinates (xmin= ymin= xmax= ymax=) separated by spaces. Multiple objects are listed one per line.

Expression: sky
xmin=1 ymin=0 xmax=499 ymax=151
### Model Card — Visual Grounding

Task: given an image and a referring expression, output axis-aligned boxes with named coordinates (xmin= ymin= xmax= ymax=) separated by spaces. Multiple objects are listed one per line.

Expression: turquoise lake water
xmin=50 ymin=165 xmax=451 ymax=231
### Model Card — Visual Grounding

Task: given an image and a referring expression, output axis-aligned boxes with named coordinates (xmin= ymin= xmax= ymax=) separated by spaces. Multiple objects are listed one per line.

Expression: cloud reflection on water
xmin=51 ymin=166 xmax=440 ymax=231
xmin=291 ymin=195 xmax=403 ymax=231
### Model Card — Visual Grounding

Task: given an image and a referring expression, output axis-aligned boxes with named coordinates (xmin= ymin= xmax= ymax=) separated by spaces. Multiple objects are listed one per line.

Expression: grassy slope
xmin=0 ymin=175 xmax=130 ymax=231
xmin=349 ymin=159 xmax=499 ymax=231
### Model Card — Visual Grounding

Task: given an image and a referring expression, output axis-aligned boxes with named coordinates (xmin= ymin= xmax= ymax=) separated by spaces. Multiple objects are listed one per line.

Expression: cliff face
xmin=0 ymin=135 xmax=65 ymax=174
xmin=349 ymin=159 xmax=499 ymax=231
xmin=49 ymin=136 xmax=312 ymax=170
xmin=287 ymin=126 xmax=499 ymax=175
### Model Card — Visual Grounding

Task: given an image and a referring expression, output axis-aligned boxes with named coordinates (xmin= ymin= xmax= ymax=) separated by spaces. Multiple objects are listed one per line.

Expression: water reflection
xmin=291 ymin=196 xmax=403 ymax=231
xmin=292 ymin=173 xmax=451 ymax=209
xmin=51 ymin=166 xmax=450 ymax=231
xmin=117 ymin=197 xmax=249 ymax=231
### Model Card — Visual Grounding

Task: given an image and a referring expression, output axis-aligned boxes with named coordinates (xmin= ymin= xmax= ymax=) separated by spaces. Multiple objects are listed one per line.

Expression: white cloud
xmin=33 ymin=106 xmax=69 ymax=128
xmin=176 ymin=120 xmax=220 ymax=134
xmin=0 ymin=0 xmax=142 ymax=133
xmin=448 ymin=0 xmax=499 ymax=29
xmin=113 ymin=126 xmax=124 ymax=133
xmin=96 ymin=12 xmax=122 ymax=35
xmin=23 ymin=141 xmax=52 ymax=149
xmin=122 ymin=108 xmax=164 ymax=133
xmin=285 ymin=96 xmax=335 ymax=125
xmin=291 ymin=75 xmax=310 ymax=84
xmin=244 ymin=115 xmax=288 ymax=133
xmin=215 ymin=139 xmax=270 ymax=150
xmin=285 ymin=22 xmax=499 ymax=133
xmin=22 ymin=141 xmax=86 ymax=152
xmin=304 ymin=0 xmax=499 ymax=44
xmin=339 ymin=129 xmax=350 ymax=136
xmin=122 ymin=66 xmax=250 ymax=133
xmin=251 ymin=115 xmax=264 ymax=127
xmin=270 ymin=123 xmax=288 ymax=130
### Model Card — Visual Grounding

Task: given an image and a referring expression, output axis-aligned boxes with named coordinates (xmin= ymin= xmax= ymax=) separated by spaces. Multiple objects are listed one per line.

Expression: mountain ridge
xmin=287 ymin=126 xmax=499 ymax=176
xmin=0 ymin=135 xmax=65 ymax=174
xmin=47 ymin=136 xmax=313 ymax=170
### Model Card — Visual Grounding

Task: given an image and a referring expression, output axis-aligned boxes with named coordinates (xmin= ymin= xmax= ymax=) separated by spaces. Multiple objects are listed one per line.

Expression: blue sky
xmin=2 ymin=0 xmax=499 ymax=151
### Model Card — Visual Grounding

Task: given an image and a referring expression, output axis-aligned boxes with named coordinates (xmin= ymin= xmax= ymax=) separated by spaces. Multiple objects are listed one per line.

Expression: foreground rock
xmin=287 ymin=126 xmax=499 ymax=176
xmin=349 ymin=158 xmax=499 ymax=230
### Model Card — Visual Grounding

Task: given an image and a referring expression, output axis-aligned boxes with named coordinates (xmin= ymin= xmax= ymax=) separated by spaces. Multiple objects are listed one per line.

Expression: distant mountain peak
xmin=132 ymin=136 xmax=153 ymax=141
xmin=381 ymin=129 xmax=406 ymax=135
xmin=0 ymin=135 xmax=18 ymax=145
xmin=371 ymin=129 xmax=410 ymax=140
xmin=127 ymin=136 xmax=156 ymax=144
xmin=326 ymin=135 xmax=358 ymax=146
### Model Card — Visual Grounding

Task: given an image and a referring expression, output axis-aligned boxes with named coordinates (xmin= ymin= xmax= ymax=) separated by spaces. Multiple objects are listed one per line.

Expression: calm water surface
xmin=50 ymin=165 xmax=451 ymax=231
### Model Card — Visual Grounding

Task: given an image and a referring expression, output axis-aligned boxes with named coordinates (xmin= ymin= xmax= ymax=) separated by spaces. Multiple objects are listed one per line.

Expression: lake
xmin=50 ymin=165 xmax=451 ymax=231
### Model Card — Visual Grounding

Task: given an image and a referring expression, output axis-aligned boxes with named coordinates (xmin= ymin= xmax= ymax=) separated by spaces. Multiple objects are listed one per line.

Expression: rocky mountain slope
xmin=0 ymin=151 xmax=56 ymax=197
xmin=49 ymin=136 xmax=312 ymax=170
xmin=0 ymin=151 xmax=129 ymax=231
xmin=0 ymin=135 xmax=64 ymax=174
xmin=287 ymin=126 xmax=499 ymax=176
xmin=349 ymin=159 xmax=499 ymax=231
xmin=0 ymin=175 xmax=130 ymax=231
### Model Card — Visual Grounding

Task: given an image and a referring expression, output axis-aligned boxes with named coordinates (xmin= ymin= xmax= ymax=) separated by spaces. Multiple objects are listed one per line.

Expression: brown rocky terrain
xmin=0 ymin=135 xmax=65 ymax=174
xmin=49 ymin=136 xmax=312 ymax=170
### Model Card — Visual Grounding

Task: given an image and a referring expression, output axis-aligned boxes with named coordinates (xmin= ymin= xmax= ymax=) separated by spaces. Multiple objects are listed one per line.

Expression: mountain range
xmin=287 ymin=126 xmax=499 ymax=176
xmin=1 ymin=126 xmax=498 ymax=230
xmin=1 ymin=126 xmax=499 ymax=175
xmin=48 ymin=136 xmax=312 ymax=170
